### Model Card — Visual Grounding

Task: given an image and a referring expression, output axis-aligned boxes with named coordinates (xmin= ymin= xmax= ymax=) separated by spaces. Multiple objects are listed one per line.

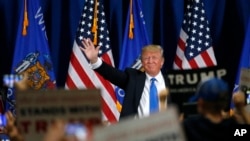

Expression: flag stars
xmin=200 ymin=17 xmax=204 ymax=21
xmin=88 ymin=15 xmax=93 ymax=20
xmin=80 ymin=28 xmax=84 ymax=33
xmin=194 ymin=14 xmax=198 ymax=19
xmin=199 ymin=24 xmax=204 ymax=29
xmin=101 ymin=11 xmax=105 ymax=16
xmin=189 ymin=52 xmax=194 ymax=57
xmin=194 ymin=6 xmax=199 ymax=11
xmin=81 ymin=21 xmax=85 ymax=26
xmin=197 ymin=47 xmax=201 ymax=52
xmin=191 ymin=37 xmax=195 ymax=41
xmin=183 ymin=19 xmax=187 ymax=24
xmin=205 ymin=42 xmax=209 ymax=46
xmin=98 ymin=42 xmax=103 ymax=47
xmin=105 ymin=45 xmax=110 ymax=49
xmin=100 ymin=19 xmax=105 ymax=24
xmin=182 ymin=0 xmax=213 ymax=60
xmin=89 ymin=7 xmax=93 ymax=12
xmin=192 ymin=21 xmax=197 ymax=26
xmin=175 ymin=0 xmax=216 ymax=68
xmin=199 ymin=32 xmax=203 ymax=36
xmin=201 ymin=9 xmax=205 ymax=14
xmin=100 ymin=26 xmax=104 ymax=31
xmin=198 ymin=39 xmax=202 ymax=44
xmin=99 ymin=34 xmax=103 ymax=39
xmin=78 ymin=35 xmax=82 ymax=40
xmin=190 ymin=44 xmax=195 ymax=49
xmin=84 ymin=6 xmax=87 ymax=10
xmin=76 ymin=0 xmax=111 ymax=56
xmin=192 ymin=29 xmax=197 ymax=34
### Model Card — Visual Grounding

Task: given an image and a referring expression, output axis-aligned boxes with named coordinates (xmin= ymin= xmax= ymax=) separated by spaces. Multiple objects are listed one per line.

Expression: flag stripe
xmin=95 ymin=72 xmax=117 ymax=101
xmin=173 ymin=0 xmax=217 ymax=70
xmin=71 ymin=55 xmax=94 ymax=88
xmin=101 ymin=95 xmax=117 ymax=122
xmin=67 ymin=43 xmax=119 ymax=120
xmin=189 ymin=58 xmax=199 ymax=68
xmin=67 ymin=45 xmax=119 ymax=122
xmin=66 ymin=0 xmax=119 ymax=122
xmin=65 ymin=71 xmax=77 ymax=89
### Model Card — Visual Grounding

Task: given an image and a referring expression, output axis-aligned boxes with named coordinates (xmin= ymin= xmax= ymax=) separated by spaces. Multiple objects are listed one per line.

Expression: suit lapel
xmin=135 ymin=73 xmax=146 ymax=107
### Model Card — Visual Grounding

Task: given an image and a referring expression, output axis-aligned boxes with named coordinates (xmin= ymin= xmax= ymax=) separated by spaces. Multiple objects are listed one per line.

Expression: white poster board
xmin=240 ymin=68 xmax=250 ymax=105
xmin=92 ymin=106 xmax=186 ymax=141
xmin=15 ymin=89 xmax=102 ymax=141
xmin=239 ymin=68 xmax=250 ymax=90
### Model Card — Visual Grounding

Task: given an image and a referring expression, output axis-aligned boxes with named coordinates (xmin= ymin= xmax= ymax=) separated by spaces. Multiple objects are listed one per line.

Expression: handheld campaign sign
xmin=15 ymin=89 xmax=102 ymax=141
xmin=239 ymin=68 xmax=250 ymax=104
xmin=92 ymin=106 xmax=186 ymax=141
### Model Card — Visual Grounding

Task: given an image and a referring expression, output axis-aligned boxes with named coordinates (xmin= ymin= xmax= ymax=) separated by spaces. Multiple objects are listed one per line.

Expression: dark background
xmin=0 ymin=0 xmax=250 ymax=91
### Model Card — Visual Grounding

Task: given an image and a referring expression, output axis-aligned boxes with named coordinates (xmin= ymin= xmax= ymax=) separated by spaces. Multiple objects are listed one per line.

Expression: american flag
xmin=65 ymin=0 xmax=119 ymax=123
xmin=173 ymin=0 xmax=217 ymax=69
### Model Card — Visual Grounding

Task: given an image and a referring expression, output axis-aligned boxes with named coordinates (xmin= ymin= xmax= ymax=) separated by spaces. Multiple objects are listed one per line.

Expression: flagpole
xmin=22 ymin=0 xmax=29 ymax=36
xmin=129 ymin=0 xmax=134 ymax=39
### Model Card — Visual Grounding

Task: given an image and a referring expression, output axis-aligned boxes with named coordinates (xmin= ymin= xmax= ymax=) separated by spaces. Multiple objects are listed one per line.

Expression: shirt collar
xmin=145 ymin=72 xmax=163 ymax=82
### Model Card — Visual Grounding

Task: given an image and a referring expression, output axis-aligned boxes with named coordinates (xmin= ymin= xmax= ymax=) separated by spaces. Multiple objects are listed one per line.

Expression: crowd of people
xmin=0 ymin=40 xmax=250 ymax=140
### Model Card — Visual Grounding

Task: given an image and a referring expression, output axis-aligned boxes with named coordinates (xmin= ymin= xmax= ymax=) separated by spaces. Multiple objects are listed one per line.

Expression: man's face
xmin=141 ymin=51 xmax=164 ymax=76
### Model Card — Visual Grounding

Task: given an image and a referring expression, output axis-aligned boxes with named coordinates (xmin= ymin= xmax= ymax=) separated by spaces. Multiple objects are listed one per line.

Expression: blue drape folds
xmin=1 ymin=0 xmax=250 ymax=89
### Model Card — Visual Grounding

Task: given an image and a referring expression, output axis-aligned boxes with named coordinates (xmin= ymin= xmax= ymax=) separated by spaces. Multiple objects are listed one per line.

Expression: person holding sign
xmin=2 ymin=111 xmax=24 ymax=141
xmin=182 ymin=77 xmax=250 ymax=141
xmin=80 ymin=38 xmax=171 ymax=120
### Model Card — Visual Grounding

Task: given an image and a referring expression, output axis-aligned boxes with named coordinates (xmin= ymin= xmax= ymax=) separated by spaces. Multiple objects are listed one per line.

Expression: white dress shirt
xmin=137 ymin=72 xmax=166 ymax=118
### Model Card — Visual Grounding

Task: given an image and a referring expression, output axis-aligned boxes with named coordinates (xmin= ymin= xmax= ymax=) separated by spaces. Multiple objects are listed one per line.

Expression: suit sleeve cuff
xmin=90 ymin=57 xmax=102 ymax=69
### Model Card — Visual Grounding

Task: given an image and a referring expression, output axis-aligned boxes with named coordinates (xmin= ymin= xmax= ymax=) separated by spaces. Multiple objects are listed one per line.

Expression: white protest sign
xmin=92 ymin=106 xmax=186 ymax=141
xmin=15 ymin=89 xmax=102 ymax=141
xmin=240 ymin=68 xmax=250 ymax=89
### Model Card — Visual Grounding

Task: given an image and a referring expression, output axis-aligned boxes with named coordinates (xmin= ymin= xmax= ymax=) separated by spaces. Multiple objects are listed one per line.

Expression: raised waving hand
xmin=79 ymin=38 xmax=100 ymax=64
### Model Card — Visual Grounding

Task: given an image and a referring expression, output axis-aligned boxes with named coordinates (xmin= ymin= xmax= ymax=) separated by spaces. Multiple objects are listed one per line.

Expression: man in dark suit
xmin=80 ymin=38 xmax=170 ymax=120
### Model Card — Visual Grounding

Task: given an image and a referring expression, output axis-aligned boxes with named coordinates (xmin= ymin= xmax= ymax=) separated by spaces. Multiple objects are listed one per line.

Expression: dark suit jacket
xmin=94 ymin=61 xmax=170 ymax=120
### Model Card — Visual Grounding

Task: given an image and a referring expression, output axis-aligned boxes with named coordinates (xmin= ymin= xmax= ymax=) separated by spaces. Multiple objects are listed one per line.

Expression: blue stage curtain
xmin=0 ymin=0 xmax=250 ymax=89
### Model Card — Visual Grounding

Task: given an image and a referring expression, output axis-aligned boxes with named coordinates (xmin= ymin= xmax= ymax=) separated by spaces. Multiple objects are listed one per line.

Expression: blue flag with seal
xmin=115 ymin=0 xmax=150 ymax=112
xmin=6 ymin=0 xmax=56 ymax=115
xmin=231 ymin=17 xmax=250 ymax=108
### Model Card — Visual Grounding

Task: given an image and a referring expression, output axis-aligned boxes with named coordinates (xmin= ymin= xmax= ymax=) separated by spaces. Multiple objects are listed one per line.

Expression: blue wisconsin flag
xmin=7 ymin=0 xmax=56 ymax=114
xmin=116 ymin=0 xmax=150 ymax=112
xmin=231 ymin=17 xmax=250 ymax=108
